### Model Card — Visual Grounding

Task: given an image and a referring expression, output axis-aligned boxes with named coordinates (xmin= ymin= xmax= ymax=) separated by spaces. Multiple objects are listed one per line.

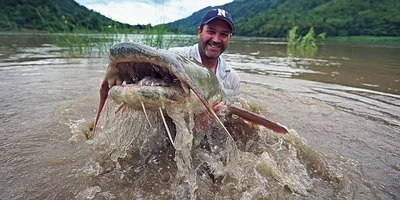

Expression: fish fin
xmin=93 ymin=79 xmax=109 ymax=136
xmin=227 ymin=105 xmax=289 ymax=134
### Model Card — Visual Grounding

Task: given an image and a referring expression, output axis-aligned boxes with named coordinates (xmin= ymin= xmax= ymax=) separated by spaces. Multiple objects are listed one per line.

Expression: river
xmin=0 ymin=33 xmax=399 ymax=199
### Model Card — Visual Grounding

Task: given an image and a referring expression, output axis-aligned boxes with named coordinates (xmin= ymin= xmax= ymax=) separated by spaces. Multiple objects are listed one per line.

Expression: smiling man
xmin=170 ymin=8 xmax=240 ymax=97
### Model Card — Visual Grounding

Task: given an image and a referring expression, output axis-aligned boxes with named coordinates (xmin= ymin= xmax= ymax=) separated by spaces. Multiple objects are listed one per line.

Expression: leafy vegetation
xmin=0 ymin=0 xmax=143 ymax=33
xmin=0 ymin=0 xmax=175 ymax=56
xmin=164 ymin=0 xmax=400 ymax=37
xmin=1 ymin=0 xmax=398 ymax=40
xmin=287 ymin=26 xmax=326 ymax=56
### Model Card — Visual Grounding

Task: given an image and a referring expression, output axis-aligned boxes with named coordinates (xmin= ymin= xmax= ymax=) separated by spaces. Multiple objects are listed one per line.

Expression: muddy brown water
xmin=0 ymin=33 xmax=399 ymax=199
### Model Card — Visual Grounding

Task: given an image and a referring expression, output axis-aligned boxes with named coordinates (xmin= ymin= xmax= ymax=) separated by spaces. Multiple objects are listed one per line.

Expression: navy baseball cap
xmin=200 ymin=8 xmax=235 ymax=32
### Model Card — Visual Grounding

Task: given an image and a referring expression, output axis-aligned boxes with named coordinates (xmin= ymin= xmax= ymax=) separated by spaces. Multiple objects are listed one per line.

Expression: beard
xmin=199 ymin=40 xmax=227 ymax=59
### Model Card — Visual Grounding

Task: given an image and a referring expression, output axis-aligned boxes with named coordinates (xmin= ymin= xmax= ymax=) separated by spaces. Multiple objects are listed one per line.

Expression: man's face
xmin=197 ymin=19 xmax=232 ymax=59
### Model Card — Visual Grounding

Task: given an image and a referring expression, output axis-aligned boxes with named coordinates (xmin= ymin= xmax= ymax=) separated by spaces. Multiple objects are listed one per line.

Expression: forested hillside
xmin=164 ymin=0 xmax=400 ymax=37
xmin=0 ymin=0 xmax=136 ymax=32
xmin=1 ymin=0 xmax=399 ymax=37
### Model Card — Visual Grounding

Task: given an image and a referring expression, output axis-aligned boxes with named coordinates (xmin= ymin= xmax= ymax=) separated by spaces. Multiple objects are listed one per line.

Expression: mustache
xmin=207 ymin=41 xmax=223 ymax=48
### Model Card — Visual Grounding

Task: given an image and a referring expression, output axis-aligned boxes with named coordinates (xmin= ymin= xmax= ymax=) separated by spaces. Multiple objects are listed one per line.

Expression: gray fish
xmin=93 ymin=42 xmax=288 ymax=137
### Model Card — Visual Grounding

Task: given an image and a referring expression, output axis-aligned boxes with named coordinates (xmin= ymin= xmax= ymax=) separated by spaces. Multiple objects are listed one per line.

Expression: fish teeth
xmin=153 ymin=65 xmax=160 ymax=72
xmin=137 ymin=76 xmax=169 ymax=86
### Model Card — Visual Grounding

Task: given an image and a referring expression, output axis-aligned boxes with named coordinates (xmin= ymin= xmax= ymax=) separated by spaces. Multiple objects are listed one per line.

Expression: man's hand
xmin=195 ymin=102 xmax=227 ymax=132
xmin=212 ymin=102 xmax=226 ymax=113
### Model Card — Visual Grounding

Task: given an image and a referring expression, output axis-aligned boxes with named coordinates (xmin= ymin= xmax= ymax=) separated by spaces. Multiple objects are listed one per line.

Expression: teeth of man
xmin=209 ymin=44 xmax=220 ymax=48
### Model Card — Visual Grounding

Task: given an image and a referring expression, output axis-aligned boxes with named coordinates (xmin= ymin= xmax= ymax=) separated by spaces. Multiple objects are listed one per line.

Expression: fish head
xmin=92 ymin=42 xmax=225 ymax=134
xmin=106 ymin=42 xmax=223 ymax=110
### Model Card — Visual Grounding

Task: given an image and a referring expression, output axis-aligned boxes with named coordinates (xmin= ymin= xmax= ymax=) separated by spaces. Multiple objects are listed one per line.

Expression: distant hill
xmin=1 ymin=0 xmax=399 ymax=37
xmin=163 ymin=0 xmax=400 ymax=37
xmin=0 ymin=0 xmax=137 ymax=32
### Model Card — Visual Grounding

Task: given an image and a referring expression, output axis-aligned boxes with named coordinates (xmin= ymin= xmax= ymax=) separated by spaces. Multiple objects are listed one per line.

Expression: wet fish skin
xmin=93 ymin=42 xmax=288 ymax=135
xmin=107 ymin=42 xmax=223 ymax=106
xmin=109 ymin=84 xmax=183 ymax=110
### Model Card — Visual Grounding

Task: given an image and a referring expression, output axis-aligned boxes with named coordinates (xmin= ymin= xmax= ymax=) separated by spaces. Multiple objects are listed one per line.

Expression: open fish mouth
xmin=103 ymin=42 xmax=222 ymax=111
xmin=93 ymin=42 xmax=289 ymax=140
xmin=92 ymin=42 xmax=227 ymax=145
xmin=108 ymin=61 xmax=189 ymax=110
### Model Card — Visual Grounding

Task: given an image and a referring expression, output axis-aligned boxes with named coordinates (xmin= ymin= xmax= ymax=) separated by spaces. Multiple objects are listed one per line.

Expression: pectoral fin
xmin=226 ymin=105 xmax=289 ymax=134
xmin=93 ymin=79 xmax=110 ymax=135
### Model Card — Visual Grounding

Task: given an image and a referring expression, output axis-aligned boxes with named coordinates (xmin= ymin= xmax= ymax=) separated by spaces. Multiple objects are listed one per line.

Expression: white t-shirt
xmin=169 ymin=44 xmax=240 ymax=97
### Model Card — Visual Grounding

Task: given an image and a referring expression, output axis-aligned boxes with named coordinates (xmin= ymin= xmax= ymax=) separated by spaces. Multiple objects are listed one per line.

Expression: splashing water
xmin=93 ymin=100 xmax=169 ymax=164
xmin=84 ymin=99 xmax=347 ymax=199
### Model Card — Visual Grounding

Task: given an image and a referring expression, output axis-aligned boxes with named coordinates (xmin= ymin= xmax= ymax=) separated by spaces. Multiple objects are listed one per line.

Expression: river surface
xmin=0 ymin=33 xmax=399 ymax=199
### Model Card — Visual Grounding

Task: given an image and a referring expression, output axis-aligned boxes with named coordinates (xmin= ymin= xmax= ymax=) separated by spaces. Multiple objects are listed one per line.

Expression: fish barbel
xmin=93 ymin=42 xmax=289 ymax=138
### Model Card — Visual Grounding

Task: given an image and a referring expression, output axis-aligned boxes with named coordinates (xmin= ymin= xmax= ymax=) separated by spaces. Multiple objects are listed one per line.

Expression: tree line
xmin=0 ymin=0 xmax=144 ymax=33
xmin=164 ymin=0 xmax=400 ymax=37
xmin=1 ymin=0 xmax=399 ymax=37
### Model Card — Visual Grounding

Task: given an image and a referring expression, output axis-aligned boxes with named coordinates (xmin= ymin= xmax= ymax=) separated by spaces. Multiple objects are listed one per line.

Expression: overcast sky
xmin=74 ymin=0 xmax=233 ymax=25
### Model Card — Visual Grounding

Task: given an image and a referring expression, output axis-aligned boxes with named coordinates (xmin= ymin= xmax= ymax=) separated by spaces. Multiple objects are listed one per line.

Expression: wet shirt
xmin=169 ymin=44 xmax=240 ymax=97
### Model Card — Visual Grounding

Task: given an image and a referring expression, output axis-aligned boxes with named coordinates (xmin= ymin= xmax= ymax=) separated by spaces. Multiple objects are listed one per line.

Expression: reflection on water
xmin=227 ymin=37 xmax=400 ymax=95
xmin=0 ymin=33 xmax=399 ymax=199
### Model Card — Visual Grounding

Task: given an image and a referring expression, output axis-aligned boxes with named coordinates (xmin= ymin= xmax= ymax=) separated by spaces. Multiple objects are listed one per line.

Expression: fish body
xmin=107 ymin=42 xmax=223 ymax=112
xmin=93 ymin=42 xmax=288 ymax=135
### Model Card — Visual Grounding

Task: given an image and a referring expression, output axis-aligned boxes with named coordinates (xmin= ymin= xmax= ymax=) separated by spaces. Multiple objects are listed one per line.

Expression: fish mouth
xmin=116 ymin=61 xmax=178 ymax=87
xmin=108 ymin=61 xmax=189 ymax=110
xmin=93 ymin=42 xmax=225 ymax=137
xmin=93 ymin=42 xmax=289 ymax=139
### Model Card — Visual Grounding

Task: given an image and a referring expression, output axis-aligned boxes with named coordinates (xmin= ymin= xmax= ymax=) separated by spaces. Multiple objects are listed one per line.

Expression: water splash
xmin=86 ymin=98 xmax=347 ymax=199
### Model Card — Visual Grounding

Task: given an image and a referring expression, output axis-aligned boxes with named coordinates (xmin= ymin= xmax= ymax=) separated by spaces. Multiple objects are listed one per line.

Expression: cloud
xmin=75 ymin=0 xmax=233 ymax=25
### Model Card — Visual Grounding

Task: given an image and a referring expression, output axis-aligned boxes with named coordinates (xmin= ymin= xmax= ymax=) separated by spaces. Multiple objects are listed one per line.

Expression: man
xmin=170 ymin=8 xmax=240 ymax=97
xmin=170 ymin=8 xmax=240 ymax=130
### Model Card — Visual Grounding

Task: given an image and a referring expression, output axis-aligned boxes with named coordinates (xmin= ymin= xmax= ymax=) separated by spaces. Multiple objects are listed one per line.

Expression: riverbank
xmin=326 ymin=35 xmax=400 ymax=42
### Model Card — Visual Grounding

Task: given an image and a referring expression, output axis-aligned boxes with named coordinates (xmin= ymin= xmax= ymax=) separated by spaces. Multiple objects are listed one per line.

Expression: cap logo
xmin=217 ymin=9 xmax=226 ymax=17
